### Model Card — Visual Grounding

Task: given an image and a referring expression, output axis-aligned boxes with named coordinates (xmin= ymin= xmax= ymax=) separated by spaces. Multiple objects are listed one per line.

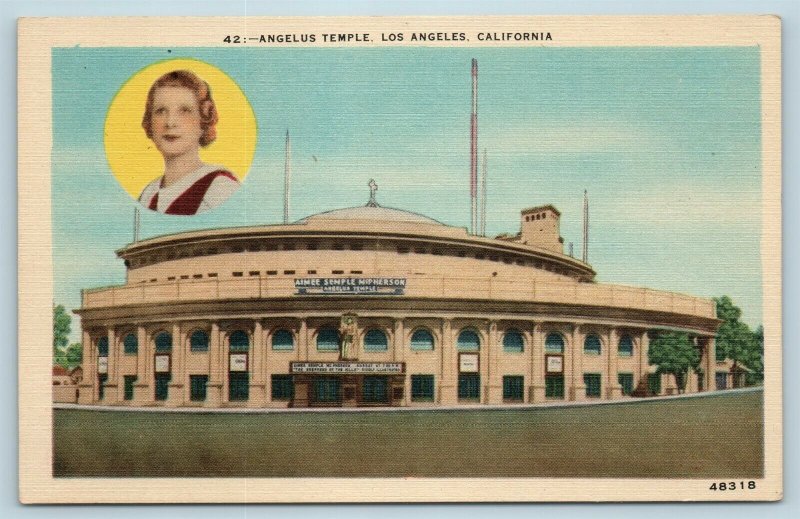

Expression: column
xmin=606 ymin=328 xmax=622 ymax=399
xmin=78 ymin=329 xmax=95 ymax=404
xmin=486 ymin=321 xmax=502 ymax=404
xmin=300 ymin=319 xmax=309 ymax=361
xmin=570 ymin=325 xmax=586 ymax=401
xmin=393 ymin=319 xmax=407 ymax=405
xmin=248 ymin=321 xmax=266 ymax=407
xmin=439 ymin=318 xmax=456 ymax=404
xmin=704 ymin=336 xmax=716 ymax=392
xmin=166 ymin=322 xmax=185 ymax=407
xmin=530 ymin=323 xmax=546 ymax=403
xmin=104 ymin=327 xmax=119 ymax=404
xmin=637 ymin=330 xmax=650 ymax=394
xmin=205 ymin=322 xmax=222 ymax=406
xmin=133 ymin=326 xmax=153 ymax=404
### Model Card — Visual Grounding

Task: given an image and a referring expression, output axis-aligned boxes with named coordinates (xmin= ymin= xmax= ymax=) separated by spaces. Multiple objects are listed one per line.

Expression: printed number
xmin=709 ymin=481 xmax=756 ymax=490
xmin=223 ymin=35 xmax=241 ymax=43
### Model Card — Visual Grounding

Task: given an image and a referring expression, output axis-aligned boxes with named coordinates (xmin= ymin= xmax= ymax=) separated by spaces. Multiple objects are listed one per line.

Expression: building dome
xmin=297 ymin=205 xmax=445 ymax=226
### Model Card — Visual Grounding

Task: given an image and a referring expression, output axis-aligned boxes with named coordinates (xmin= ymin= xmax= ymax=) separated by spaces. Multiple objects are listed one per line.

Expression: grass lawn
xmin=53 ymin=390 xmax=763 ymax=478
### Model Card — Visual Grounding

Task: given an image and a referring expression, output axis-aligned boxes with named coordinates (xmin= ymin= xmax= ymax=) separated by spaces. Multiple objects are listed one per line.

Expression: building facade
xmin=75 ymin=200 xmax=725 ymax=408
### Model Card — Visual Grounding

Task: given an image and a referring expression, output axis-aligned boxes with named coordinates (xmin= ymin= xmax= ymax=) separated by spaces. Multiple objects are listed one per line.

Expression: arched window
xmin=410 ymin=328 xmax=434 ymax=351
xmin=503 ymin=330 xmax=524 ymax=353
xmin=229 ymin=330 xmax=249 ymax=352
xmin=154 ymin=332 xmax=172 ymax=353
xmin=457 ymin=329 xmax=480 ymax=351
xmin=364 ymin=329 xmax=388 ymax=352
xmin=271 ymin=329 xmax=294 ymax=351
xmin=545 ymin=333 xmax=564 ymax=353
xmin=190 ymin=330 xmax=209 ymax=352
xmin=317 ymin=327 xmax=339 ymax=351
xmin=618 ymin=335 xmax=634 ymax=357
xmin=97 ymin=336 xmax=109 ymax=356
xmin=123 ymin=333 xmax=138 ymax=354
xmin=584 ymin=334 xmax=602 ymax=355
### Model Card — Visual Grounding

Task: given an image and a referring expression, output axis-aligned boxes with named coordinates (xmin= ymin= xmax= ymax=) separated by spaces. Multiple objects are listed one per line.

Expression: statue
xmin=339 ymin=314 xmax=358 ymax=360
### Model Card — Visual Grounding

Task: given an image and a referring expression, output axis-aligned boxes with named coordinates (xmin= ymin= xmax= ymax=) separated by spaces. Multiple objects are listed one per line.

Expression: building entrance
xmin=289 ymin=362 xmax=406 ymax=408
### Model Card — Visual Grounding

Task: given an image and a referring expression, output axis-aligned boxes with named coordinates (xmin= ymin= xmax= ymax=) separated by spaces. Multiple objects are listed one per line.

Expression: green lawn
xmin=53 ymin=390 xmax=763 ymax=478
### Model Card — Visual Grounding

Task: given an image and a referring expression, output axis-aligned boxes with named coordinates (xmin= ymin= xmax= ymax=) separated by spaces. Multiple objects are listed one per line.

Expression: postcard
xmin=18 ymin=15 xmax=781 ymax=503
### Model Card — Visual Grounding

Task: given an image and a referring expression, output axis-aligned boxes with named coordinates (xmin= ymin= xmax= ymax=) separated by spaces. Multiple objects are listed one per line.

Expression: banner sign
xmin=97 ymin=356 xmax=108 ymax=374
xmin=154 ymin=354 xmax=170 ymax=373
xmin=546 ymin=354 xmax=564 ymax=374
xmin=290 ymin=362 xmax=404 ymax=374
xmin=295 ymin=277 xmax=406 ymax=295
xmin=459 ymin=353 xmax=479 ymax=373
xmin=229 ymin=353 xmax=248 ymax=372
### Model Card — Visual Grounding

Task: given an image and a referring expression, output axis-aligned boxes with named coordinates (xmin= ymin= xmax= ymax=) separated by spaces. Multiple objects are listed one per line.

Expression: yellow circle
xmin=104 ymin=58 xmax=257 ymax=200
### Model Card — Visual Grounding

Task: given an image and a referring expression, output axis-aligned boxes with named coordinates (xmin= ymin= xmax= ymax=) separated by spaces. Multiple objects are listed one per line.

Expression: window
xmin=271 ymin=375 xmax=294 ymax=400
xmin=98 ymin=374 xmax=108 ymax=400
xmin=312 ymin=377 xmax=340 ymax=403
xmin=584 ymin=373 xmax=602 ymax=397
xmin=545 ymin=376 xmax=564 ymax=399
xmin=503 ymin=376 xmax=524 ymax=401
xmin=271 ymin=329 xmax=294 ymax=351
xmin=364 ymin=329 xmax=388 ymax=352
xmin=190 ymin=375 xmax=208 ymax=402
xmin=316 ymin=327 xmax=339 ymax=351
xmin=283 ymin=270 xmax=295 ymax=275
xmin=457 ymin=330 xmax=480 ymax=351
xmin=503 ymin=330 xmax=524 ymax=353
xmin=249 ymin=271 xmax=260 ymax=276
xmin=410 ymin=329 xmax=434 ymax=351
xmin=584 ymin=335 xmax=602 ymax=355
xmin=154 ymin=332 xmax=172 ymax=353
xmin=154 ymin=373 xmax=170 ymax=401
xmin=697 ymin=369 xmax=705 ymax=392
xmin=266 ymin=270 xmax=277 ymax=275
xmin=362 ymin=376 xmax=389 ymax=403
xmin=618 ymin=335 xmax=633 ymax=356
xmin=648 ymin=373 xmax=662 ymax=395
xmin=411 ymin=375 xmax=435 ymax=401
xmin=545 ymin=333 xmax=565 ymax=353
xmin=618 ymin=373 xmax=634 ymax=396
xmin=97 ymin=336 xmax=109 ymax=356
xmin=229 ymin=373 xmax=249 ymax=401
xmin=123 ymin=333 xmax=138 ymax=354
xmin=190 ymin=330 xmax=209 ymax=352
xmin=232 ymin=272 xmax=243 ymax=277
xmin=229 ymin=330 xmax=249 ymax=352
xmin=458 ymin=373 xmax=480 ymax=400
xmin=123 ymin=375 xmax=137 ymax=401
xmin=716 ymin=371 xmax=728 ymax=390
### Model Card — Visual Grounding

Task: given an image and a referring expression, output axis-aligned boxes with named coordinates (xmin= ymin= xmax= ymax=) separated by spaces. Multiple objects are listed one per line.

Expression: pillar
xmin=78 ymin=329 xmax=95 ymax=404
xmin=393 ymin=319 xmax=407 ymax=405
xmin=300 ymin=319 xmax=309 ymax=361
xmin=704 ymin=336 xmax=716 ymax=392
xmin=205 ymin=322 xmax=222 ymax=406
xmin=439 ymin=318 xmax=456 ymax=404
xmin=530 ymin=323 xmax=546 ymax=402
xmin=637 ymin=330 xmax=650 ymax=393
xmin=248 ymin=320 xmax=266 ymax=407
xmin=133 ymin=325 xmax=152 ymax=405
xmin=606 ymin=328 xmax=622 ymax=399
xmin=485 ymin=321 xmax=501 ymax=404
xmin=166 ymin=322 xmax=184 ymax=407
xmin=103 ymin=327 xmax=119 ymax=404
xmin=570 ymin=325 xmax=586 ymax=400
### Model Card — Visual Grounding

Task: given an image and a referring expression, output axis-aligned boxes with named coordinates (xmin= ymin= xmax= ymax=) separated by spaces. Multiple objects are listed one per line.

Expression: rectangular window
xmin=154 ymin=373 xmax=170 ymax=401
xmin=458 ymin=373 xmax=480 ymax=400
xmin=98 ymin=374 xmax=108 ymax=400
xmin=190 ymin=375 xmax=208 ymax=402
xmin=584 ymin=373 xmax=602 ymax=398
xmin=648 ymin=373 xmax=662 ymax=395
xmin=410 ymin=375 xmax=435 ymax=402
xmin=266 ymin=270 xmax=277 ymax=275
xmin=207 ymin=273 xmax=218 ymax=278
xmin=312 ymin=377 xmax=341 ymax=404
xmin=271 ymin=375 xmax=294 ymax=400
xmin=123 ymin=375 xmax=136 ymax=401
xmin=362 ymin=376 xmax=389 ymax=404
xmin=283 ymin=270 xmax=295 ymax=275
xmin=228 ymin=372 xmax=249 ymax=401
xmin=502 ymin=376 xmax=524 ymax=401
xmin=545 ymin=375 xmax=564 ymax=399
xmin=249 ymin=271 xmax=260 ymax=276
xmin=697 ymin=369 xmax=705 ymax=392
xmin=618 ymin=373 xmax=634 ymax=396
xmin=232 ymin=272 xmax=243 ymax=277
xmin=716 ymin=371 xmax=728 ymax=390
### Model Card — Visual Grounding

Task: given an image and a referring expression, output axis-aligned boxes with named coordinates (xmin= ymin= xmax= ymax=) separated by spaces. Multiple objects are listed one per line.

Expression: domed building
xmin=75 ymin=188 xmax=722 ymax=408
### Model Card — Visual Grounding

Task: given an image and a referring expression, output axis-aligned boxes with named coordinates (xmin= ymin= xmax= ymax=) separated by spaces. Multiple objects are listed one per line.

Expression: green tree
xmin=648 ymin=331 xmax=700 ymax=393
xmin=53 ymin=304 xmax=71 ymax=361
xmin=714 ymin=296 xmax=762 ymax=386
xmin=64 ymin=342 xmax=83 ymax=369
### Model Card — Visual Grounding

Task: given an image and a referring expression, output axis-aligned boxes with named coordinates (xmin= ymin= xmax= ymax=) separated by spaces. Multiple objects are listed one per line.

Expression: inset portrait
xmin=105 ymin=59 xmax=256 ymax=215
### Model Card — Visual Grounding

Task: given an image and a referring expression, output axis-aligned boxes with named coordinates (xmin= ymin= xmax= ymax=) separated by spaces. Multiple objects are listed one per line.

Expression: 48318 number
xmin=709 ymin=481 xmax=756 ymax=491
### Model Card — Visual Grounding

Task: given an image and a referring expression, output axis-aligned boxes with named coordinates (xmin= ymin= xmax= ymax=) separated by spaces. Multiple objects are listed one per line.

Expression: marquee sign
xmin=290 ymin=362 xmax=404 ymax=374
xmin=295 ymin=277 xmax=406 ymax=295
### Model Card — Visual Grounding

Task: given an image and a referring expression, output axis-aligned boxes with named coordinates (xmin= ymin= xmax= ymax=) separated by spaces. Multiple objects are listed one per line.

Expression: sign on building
xmin=154 ymin=355 xmax=170 ymax=373
xmin=295 ymin=277 xmax=406 ymax=295
xmin=459 ymin=353 xmax=479 ymax=373
xmin=97 ymin=356 xmax=108 ymax=374
xmin=290 ymin=362 xmax=404 ymax=374
xmin=546 ymin=354 xmax=563 ymax=374
xmin=229 ymin=353 xmax=248 ymax=372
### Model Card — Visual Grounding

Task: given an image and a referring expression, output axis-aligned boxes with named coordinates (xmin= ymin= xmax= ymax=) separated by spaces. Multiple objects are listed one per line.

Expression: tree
xmin=714 ymin=296 xmax=762 ymax=386
xmin=648 ymin=332 xmax=700 ymax=394
xmin=53 ymin=304 xmax=71 ymax=360
xmin=65 ymin=342 xmax=83 ymax=369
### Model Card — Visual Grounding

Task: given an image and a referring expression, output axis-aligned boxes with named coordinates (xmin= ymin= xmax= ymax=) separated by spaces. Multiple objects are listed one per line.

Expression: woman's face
xmin=150 ymin=86 xmax=203 ymax=159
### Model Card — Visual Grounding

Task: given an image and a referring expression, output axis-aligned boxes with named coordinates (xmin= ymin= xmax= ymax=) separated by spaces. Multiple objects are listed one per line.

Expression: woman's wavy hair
xmin=142 ymin=70 xmax=219 ymax=147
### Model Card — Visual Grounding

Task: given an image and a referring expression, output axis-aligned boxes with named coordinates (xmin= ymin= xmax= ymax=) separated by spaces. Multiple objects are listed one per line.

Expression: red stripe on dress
xmin=164 ymin=170 xmax=238 ymax=215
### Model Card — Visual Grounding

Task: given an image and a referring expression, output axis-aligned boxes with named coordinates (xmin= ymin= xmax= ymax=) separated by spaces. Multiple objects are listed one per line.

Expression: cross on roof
xmin=366 ymin=179 xmax=378 ymax=207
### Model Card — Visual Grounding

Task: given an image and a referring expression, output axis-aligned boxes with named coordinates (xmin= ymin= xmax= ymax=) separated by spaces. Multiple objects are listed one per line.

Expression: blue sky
xmin=52 ymin=46 xmax=762 ymax=340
